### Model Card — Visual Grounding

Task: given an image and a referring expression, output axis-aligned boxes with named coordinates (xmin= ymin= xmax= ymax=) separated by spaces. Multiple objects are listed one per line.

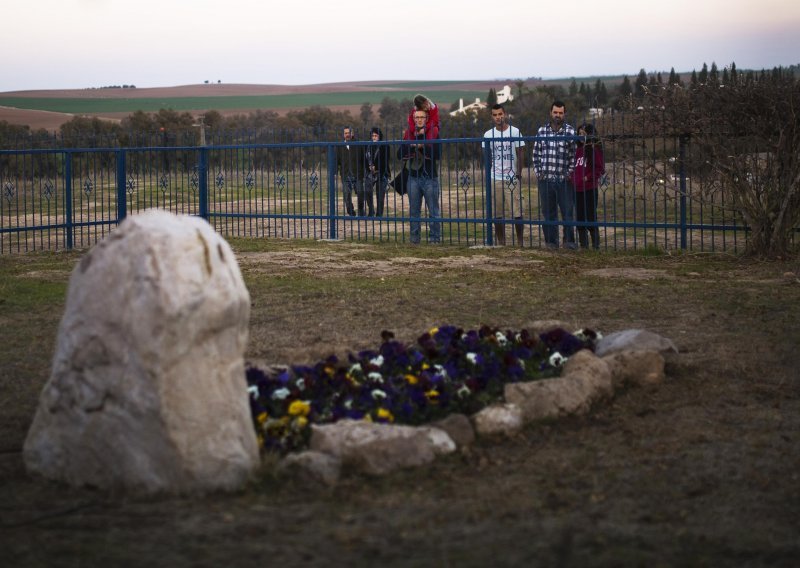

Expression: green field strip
xmin=0 ymin=89 xmax=486 ymax=114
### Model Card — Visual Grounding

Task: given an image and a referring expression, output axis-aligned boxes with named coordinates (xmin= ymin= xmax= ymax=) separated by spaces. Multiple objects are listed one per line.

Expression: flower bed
xmin=246 ymin=325 xmax=600 ymax=453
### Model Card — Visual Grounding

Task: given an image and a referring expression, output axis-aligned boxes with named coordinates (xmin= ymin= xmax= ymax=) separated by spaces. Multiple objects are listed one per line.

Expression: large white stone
xmin=23 ymin=211 xmax=259 ymax=493
xmin=309 ymin=420 xmax=455 ymax=476
xmin=595 ymin=329 xmax=678 ymax=357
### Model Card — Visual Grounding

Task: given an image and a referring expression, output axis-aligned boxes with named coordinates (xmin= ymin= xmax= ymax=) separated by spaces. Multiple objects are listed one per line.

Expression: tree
xmin=644 ymin=70 xmax=800 ymax=257
xmin=486 ymin=88 xmax=498 ymax=108
xmin=698 ymin=62 xmax=708 ymax=84
xmin=359 ymin=102 xmax=373 ymax=126
xmin=568 ymin=80 xmax=578 ymax=97
xmin=618 ymin=75 xmax=633 ymax=98
xmin=635 ymin=68 xmax=649 ymax=98
xmin=709 ymin=62 xmax=719 ymax=85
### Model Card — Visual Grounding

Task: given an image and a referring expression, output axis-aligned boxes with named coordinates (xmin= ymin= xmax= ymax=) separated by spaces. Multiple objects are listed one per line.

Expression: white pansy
xmin=369 ymin=355 xmax=384 ymax=367
xmin=457 ymin=385 xmax=472 ymax=398
xmin=574 ymin=329 xmax=588 ymax=341
xmin=496 ymin=331 xmax=508 ymax=346
xmin=371 ymin=389 xmax=387 ymax=400
xmin=515 ymin=333 xmax=522 ymax=342
xmin=344 ymin=399 xmax=353 ymax=409
xmin=247 ymin=385 xmax=259 ymax=398
xmin=549 ymin=352 xmax=566 ymax=367
xmin=433 ymin=364 xmax=448 ymax=379
xmin=596 ymin=331 xmax=604 ymax=340
xmin=466 ymin=352 xmax=478 ymax=365
xmin=349 ymin=363 xmax=363 ymax=375
xmin=368 ymin=372 xmax=384 ymax=383
xmin=271 ymin=387 xmax=291 ymax=400
xmin=295 ymin=378 xmax=306 ymax=391
xmin=519 ymin=359 xmax=525 ymax=370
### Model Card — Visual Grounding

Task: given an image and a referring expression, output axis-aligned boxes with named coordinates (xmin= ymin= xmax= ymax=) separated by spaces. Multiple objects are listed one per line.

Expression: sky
xmin=2 ymin=0 xmax=799 ymax=92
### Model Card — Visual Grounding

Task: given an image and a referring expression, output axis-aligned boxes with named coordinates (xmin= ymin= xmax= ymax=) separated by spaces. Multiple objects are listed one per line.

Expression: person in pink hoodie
xmin=405 ymin=94 xmax=440 ymax=140
xmin=571 ymin=123 xmax=605 ymax=249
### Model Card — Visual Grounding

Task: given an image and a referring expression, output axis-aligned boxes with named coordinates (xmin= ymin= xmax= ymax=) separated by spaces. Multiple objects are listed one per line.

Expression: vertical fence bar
xmin=327 ymin=144 xmax=337 ymax=240
xmin=116 ymin=150 xmax=127 ymax=223
xmin=64 ymin=151 xmax=74 ymax=250
xmin=679 ymin=134 xmax=688 ymax=250
xmin=484 ymin=143 xmax=493 ymax=246
xmin=198 ymin=147 xmax=208 ymax=221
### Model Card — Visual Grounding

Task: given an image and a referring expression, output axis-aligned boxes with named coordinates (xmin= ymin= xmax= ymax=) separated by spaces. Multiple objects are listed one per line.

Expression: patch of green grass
xmin=0 ymin=89 xmax=486 ymax=114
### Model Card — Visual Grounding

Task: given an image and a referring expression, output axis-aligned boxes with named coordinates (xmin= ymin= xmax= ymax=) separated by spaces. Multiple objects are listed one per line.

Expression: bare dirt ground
xmin=1 ymin=244 xmax=798 ymax=567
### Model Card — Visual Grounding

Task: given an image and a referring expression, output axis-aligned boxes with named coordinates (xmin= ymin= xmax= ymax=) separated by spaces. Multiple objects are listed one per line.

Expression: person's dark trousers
xmin=342 ymin=176 xmax=358 ymax=216
xmin=375 ymin=176 xmax=388 ymax=217
xmin=538 ymin=179 xmax=576 ymax=248
xmin=357 ymin=181 xmax=373 ymax=216
xmin=575 ymin=187 xmax=600 ymax=249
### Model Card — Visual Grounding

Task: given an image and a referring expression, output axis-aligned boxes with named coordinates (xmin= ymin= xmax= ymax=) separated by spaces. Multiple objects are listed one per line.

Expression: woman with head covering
xmin=366 ymin=127 xmax=392 ymax=216
xmin=571 ymin=123 xmax=605 ymax=249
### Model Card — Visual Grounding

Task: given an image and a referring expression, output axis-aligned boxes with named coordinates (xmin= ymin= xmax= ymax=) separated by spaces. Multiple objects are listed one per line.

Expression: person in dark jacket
xmin=335 ymin=126 xmax=366 ymax=216
xmin=570 ymin=123 xmax=605 ymax=249
xmin=366 ymin=127 xmax=391 ymax=216
xmin=398 ymin=109 xmax=441 ymax=243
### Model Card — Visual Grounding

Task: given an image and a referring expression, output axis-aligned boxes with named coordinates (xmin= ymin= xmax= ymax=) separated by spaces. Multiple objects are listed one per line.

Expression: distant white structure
xmin=496 ymin=85 xmax=514 ymax=104
xmin=588 ymin=107 xmax=604 ymax=118
xmin=450 ymin=84 xmax=514 ymax=117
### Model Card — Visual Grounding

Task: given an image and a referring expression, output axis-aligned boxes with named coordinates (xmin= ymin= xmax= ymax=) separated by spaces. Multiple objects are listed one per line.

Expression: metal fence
xmin=0 ymin=124 xmax=752 ymax=254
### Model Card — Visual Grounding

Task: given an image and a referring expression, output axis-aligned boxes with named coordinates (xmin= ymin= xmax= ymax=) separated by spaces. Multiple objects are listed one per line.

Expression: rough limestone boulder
xmin=602 ymin=350 xmax=666 ymax=389
xmin=278 ymin=451 xmax=342 ymax=487
xmin=23 ymin=211 xmax=259 ymax=494
xmin=471 ymin=403 xmax=524 ymax=437
xmin=309 ymin=420 xmax=456 ymax=476
xmin=504 ymin=350 xmax=612 ymax=421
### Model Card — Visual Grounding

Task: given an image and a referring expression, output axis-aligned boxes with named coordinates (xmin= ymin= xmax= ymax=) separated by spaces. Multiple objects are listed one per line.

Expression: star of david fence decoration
xmin=159 ymin=174 xmax=169 ymax=191
xmin=126 ymin=176 xmax=137 ymax=195
xmin=190 ymin=171 xmax=199 ymax=193
xmin=274 ymin=172 xmax=286 ymax=191
xmin=245 ymin=171 xmax=255 ymax=190
xmin=215 ymin=172 xmax=225 ymax=189
xmin=83 ymin=177 xmax=93 ymax=195
xmin=459 ymin=170 xmax=471 ymax=192
xmin=42 ymin=179 xmax=55 ymax=200
xmin=308 ymin=170 xmax=319 ymax=192
xmin=3 ymin=181 xmax=15 ymax=201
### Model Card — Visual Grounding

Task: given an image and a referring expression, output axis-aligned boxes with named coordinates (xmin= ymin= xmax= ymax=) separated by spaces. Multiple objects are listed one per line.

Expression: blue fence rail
xmin=0 ymin=131 xmax=751 ymax=254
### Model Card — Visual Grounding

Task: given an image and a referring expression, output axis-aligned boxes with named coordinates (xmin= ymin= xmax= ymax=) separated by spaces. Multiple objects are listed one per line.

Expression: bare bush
xmin=643 ymin=70 xmax=800 ymax=257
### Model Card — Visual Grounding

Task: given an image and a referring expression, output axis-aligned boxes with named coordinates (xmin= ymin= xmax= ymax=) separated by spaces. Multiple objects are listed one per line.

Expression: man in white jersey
xmin=483 ymin=103 xmax=526 ymax=246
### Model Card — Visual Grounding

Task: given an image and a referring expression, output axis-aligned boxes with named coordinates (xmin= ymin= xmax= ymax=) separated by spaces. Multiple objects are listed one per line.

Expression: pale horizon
xmin=2 ymin=0 xmax=799 ymax=92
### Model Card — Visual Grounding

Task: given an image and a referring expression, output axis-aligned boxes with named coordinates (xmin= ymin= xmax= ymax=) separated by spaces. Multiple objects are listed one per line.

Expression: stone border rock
xmin=277 ymin=328 xmax=674 ymax=487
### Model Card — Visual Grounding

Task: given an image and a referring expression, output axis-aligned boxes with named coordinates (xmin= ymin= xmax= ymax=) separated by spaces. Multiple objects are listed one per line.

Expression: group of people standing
xmin=336 ymin=95 xmax=605 ymax=249
xmin=335 ymin=94 xmax=441 ymax=244
xmin=488 ymin=99 xmax=605 ymax=249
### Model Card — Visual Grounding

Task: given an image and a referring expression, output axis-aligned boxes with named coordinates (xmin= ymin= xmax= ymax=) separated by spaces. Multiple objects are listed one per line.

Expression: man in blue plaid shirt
xmin=532 ymin=101 xmax=577 ymax=249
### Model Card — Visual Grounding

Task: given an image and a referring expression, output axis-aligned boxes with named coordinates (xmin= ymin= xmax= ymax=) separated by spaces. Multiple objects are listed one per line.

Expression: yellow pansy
xmin=377 ymin=408 xmax=395 ymax=422
xmin=288 ymin=400 xmax=311 ymax=417
xmin=429 ymin=326 xmax=439 ymax=336
xmin=256 ymin=411 xmax=268 ymax=425
xmin=405 ymin=373 xmax=419 ymax=385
